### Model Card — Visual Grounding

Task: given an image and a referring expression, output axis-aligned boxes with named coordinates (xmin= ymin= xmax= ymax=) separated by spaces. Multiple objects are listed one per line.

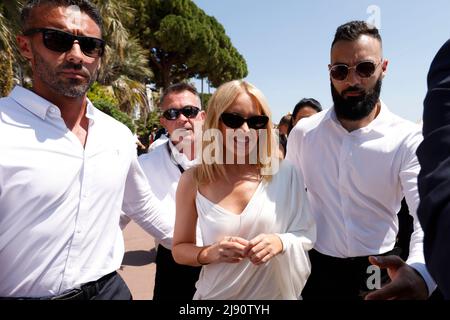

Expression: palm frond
xmin=111 ymin=75 xmax=150 ymax=117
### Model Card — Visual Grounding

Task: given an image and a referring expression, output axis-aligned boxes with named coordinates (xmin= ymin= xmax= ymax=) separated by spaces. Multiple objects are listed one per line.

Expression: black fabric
xmin=166 ymin=142 xmax=185 ymax=173
xmin=1 ymin=271 xmax=132 ymax=300
xmin=153 ymin=245 xmax=201 ymax=301
xmin=302 ymin=248 xmax=399 ymax=300
xmin=92 ymin=272 xmax=132 ymax=300
xmin=417 ymin=38 xmax=450 ymax=300
xmin=396 ymin=198 xmax=413 ymax=261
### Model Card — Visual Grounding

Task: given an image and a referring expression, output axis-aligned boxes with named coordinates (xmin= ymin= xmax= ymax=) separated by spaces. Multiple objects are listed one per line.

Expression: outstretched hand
xmin=364 ymin=255 xmax=428 ymax=300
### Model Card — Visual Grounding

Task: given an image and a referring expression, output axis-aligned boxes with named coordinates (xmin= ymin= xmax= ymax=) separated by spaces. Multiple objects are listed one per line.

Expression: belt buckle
xmin=80 ymin=282 xmax=100 ymax=300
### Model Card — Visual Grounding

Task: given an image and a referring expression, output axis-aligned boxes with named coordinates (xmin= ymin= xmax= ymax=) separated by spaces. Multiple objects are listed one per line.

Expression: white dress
xmin=193 ymin=161 xmax=316 ymax=300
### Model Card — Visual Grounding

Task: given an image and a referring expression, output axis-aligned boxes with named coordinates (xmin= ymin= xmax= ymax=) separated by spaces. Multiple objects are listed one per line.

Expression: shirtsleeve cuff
xmin=275 ymin=233 xmax=289 ymax=254
xmin=408 ymin=262 xmax=437 ymax=296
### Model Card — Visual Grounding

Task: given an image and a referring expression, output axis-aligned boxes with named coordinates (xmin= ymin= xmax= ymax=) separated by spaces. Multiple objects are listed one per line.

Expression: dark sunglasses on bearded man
xmin=23 ymin=28 xmax=105 ymax=58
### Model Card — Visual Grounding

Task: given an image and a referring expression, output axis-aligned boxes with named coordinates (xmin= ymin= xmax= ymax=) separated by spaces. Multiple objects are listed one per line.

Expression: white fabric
xmin=148 ymin=134 xmax=169 ymax=152
xmin=138 ymin=140 xmax=202 ymax=248
xmin=286 ymin=101 xmax=436 ymax=294
xmin=193 ymin=161 xmax=316 ymax=300
xmin=0 ymin=86 xmax=172 ymax=297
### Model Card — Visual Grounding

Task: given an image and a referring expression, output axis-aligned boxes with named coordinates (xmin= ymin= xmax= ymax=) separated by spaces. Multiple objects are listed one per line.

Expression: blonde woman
xmin=172 ymin=80 xmax=315 ymax=300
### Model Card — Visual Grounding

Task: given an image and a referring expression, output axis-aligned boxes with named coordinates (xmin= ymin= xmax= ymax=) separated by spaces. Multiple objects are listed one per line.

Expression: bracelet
xmin=196 ymin=246 xmax=210 ymax=266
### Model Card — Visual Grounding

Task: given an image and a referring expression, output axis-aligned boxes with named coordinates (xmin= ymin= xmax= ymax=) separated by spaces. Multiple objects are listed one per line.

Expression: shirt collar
xmin=9 ymin=85 xmax=96 ymax=122
xmin=328 ymin=100 xmax=390 ymax=134
xmin=9 ymin=86 xmax=56 ymax=120
xmin=168 ymin=140 xmax=199 ymax=170
xmin=85 ymin=99 xmax=96 ymax=123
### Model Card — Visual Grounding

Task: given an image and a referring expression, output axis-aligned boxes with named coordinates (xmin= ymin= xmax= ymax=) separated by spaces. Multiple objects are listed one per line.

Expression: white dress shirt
xmin=138 ymin=140 xmax=202 ymax=249
xmin=0 ymin=86 xmax=172 ymax=297
xmin=286 ymin=102 xmax=435 ymax=294
xmin=147 ymin=134 xmax=169 ymax=152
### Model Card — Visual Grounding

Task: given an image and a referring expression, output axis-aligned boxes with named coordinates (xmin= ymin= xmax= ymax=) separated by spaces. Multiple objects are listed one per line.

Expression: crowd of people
xmin=1 ymin=0 xmax=449 ymax=300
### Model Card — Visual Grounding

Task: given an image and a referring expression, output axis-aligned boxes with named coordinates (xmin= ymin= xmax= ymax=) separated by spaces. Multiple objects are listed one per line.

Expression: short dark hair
xmin=21 ymin=0 xmax=103 ymax=33
xmin=292 ymin=98 xmax=322 ymax=120
xmin=332 ymin=20 xmax=382 ymax=49
xmin=159 ymin=83 xmax=201 ymax=108
xmin=278 ymin=114 xmax=292 ymax=127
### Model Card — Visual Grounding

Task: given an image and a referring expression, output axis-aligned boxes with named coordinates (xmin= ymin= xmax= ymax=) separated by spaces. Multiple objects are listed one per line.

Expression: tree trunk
xmin=201 ymin=77 xmax=204 ymax=106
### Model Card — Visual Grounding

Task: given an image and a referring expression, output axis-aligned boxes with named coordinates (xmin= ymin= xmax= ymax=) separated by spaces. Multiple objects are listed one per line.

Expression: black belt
xmin=1 ymin=271 xmax=117 ymax=300
xmin=310 ymin=246 xmax=402 ymax=267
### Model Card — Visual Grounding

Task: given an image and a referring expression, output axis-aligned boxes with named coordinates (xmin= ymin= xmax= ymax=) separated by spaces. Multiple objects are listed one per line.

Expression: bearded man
xmin=286 ymin=21 xmax=436 ymax=300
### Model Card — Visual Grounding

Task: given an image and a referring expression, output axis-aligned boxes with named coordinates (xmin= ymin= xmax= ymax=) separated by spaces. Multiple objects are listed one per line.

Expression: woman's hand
xmin=198 ymin=236 xmax=249 ymax=265
xmin=244 ymin=234 xmax=283 ymax=265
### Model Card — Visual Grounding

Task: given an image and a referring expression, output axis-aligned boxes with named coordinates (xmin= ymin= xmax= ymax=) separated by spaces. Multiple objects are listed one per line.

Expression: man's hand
xmin=364 ymin=255 xmax=428 ymax=300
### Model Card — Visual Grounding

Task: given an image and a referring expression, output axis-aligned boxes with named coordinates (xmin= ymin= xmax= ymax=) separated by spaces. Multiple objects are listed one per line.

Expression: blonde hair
xmin=194 ymin=80 xmax=279 ymax=184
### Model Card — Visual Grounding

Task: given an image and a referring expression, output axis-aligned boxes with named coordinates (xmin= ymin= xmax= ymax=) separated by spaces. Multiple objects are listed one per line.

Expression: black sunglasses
xmin=329 ymin=61 xmax=381 ymax=81
xmin=23 ymin=28 xmax=105 ymax=58
xmin=162 ymin=105 xmax=200 ymax=120
xmin=220 ymin=112 xmax=269 ymax=130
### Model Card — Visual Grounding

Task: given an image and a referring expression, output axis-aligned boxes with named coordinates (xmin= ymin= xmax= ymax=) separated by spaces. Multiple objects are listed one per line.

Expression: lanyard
xmin=166 ymin=142 xmax=185 ymax=174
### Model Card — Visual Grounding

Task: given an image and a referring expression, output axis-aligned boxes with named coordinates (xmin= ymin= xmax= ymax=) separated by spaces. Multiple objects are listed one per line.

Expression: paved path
xmin=117 ymin=221 xmax=156 ymax=300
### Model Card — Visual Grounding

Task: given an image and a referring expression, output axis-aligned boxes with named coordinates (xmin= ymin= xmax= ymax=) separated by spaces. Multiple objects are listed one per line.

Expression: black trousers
xmin=93 ymin=271 xmax=132 ymax=300
xmin=302 ymin=248 xmax=399 ymax=300
xmin=1 ymin=272 xmax=132 ymax=300
xmin=153 ymin=245 xmax=201 ymax=301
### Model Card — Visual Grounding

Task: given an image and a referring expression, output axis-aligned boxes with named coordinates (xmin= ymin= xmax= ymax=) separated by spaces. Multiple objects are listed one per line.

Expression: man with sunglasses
xmin=0 ymin=0 xmax=174 ymax=300
xmin=287 ymin=21 xmax=435 ymax=299
xmin=138 ymin=83 xmax=206 ymax=300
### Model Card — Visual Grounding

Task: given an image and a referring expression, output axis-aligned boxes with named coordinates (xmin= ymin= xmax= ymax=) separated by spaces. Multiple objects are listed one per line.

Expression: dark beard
xmin=331 ymin=77 xmax=382 ymax=121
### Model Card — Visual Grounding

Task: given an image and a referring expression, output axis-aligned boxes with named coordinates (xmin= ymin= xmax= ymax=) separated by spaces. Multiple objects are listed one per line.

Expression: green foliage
xmin=92 ymin=99 xmax=136 ymax=133
xmin=0 ymin=3 xmax=19 ymax=96
xmin=199 ymin=93 xmax=212 ymax=111
xmin=134 ymin=109 xmax=162 ymax=147
xmin=130 ymin=0 xmax=248 ymax=89
xmin=88 ymin=83 xmax=135 ymax=132
xmin=87 ymin=82 xmax=119 ymax=106
xmin=2 ymin=0 xmax=248 ymax=131
xmin=92 ymin=0 xmax=153 ymax=118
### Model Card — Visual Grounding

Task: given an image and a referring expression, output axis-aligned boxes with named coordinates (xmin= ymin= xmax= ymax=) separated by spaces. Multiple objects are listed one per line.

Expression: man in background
xmin=138 ymin=83 xmax=205 ymax=300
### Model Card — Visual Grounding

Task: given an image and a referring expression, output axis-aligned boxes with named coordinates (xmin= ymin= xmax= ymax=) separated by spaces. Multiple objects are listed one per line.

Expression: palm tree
xmin=98 ymin=37 xmax=152 ymax=115
xmin=0 ymin=1 xmax=28 ymax=96
xmin=93 ymin=0 xmax=153 ymax=117
xmin=0 ymin=11 xmax=13 ymax=96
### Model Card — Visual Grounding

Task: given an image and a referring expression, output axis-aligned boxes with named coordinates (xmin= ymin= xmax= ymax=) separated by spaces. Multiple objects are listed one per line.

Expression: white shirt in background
xmin=138 ymin=140 xmax=203 ymax=248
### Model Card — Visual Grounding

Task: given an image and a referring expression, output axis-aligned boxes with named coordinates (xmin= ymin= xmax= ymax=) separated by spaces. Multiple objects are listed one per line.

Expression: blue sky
xmin=192 ymin=0 xmax=450 ymax=124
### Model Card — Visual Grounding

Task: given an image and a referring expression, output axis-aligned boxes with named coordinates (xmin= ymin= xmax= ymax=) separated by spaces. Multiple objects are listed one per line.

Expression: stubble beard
xmin=33 ymin=51 xmax=97 ymax=98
